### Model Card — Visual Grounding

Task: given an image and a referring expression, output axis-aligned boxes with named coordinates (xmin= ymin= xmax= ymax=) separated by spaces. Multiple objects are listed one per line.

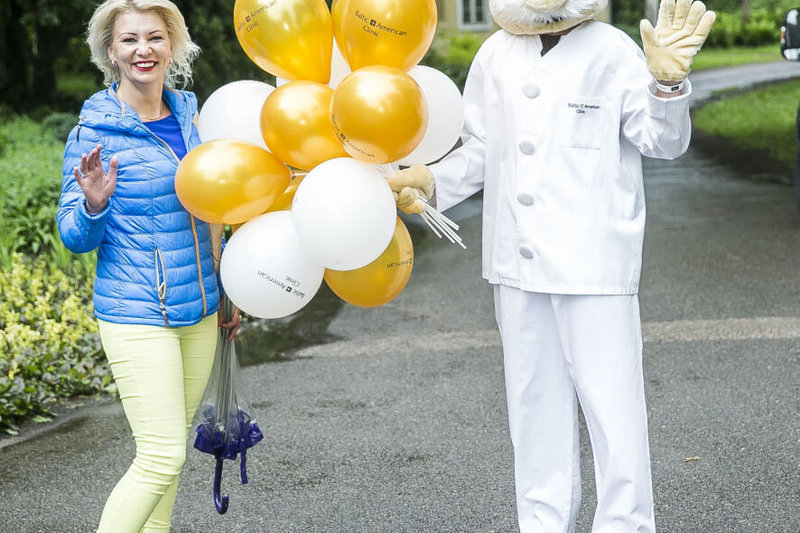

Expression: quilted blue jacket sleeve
xmin=57 ymin=124 xmax=112 ymax=254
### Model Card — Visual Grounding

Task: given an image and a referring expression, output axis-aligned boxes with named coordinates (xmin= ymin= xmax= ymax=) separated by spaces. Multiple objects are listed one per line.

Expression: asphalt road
xmin=1 ymin=62 xmax=800 ymax=532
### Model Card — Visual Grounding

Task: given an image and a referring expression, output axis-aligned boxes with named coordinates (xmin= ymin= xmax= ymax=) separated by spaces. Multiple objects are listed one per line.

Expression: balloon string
xmin=381 ymin=165 xmax=465 ymax=249
xmin=428 ymin=206 xmax=460 ymax=231
xmin=422 ymin=211 xmax=450 ymax=242
xmin=420 ymin=210 xmax=444 ymax=239
xmin=431 ymin=214 xmax=463 ymax=247
xmin=419 ymin=203 xmax=467 ymax=250
xmin=433 ymin=211 xmax=465 ymax=248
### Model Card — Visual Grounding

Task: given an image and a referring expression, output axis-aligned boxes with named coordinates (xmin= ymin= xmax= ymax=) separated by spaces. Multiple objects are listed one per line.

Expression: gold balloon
xmin=330 ymin=66 xmax=427 ymax=164
xmin=175 ymin=140 xmax=291 ymax=225
xmin=234 ymin=0 xmax=333 ymax=83
xmin=260 ymin=82 xmax=348 ymax=171
xmin=266 ymin=174 xmax=306 ymax=212
xmin=324 ymin=217 xmax=413 ymax=307
xmin=332 ymin=0 xmax=437 ymax=71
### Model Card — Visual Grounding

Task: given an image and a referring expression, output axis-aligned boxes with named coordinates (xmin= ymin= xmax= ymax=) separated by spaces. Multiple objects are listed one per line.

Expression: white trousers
xmin=493 ymin=286 xmax=655 ymax=533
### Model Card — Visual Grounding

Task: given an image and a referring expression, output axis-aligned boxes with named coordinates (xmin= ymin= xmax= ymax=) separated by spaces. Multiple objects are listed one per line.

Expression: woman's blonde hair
xmin=87 ymin=0 xmax=200 ymax=88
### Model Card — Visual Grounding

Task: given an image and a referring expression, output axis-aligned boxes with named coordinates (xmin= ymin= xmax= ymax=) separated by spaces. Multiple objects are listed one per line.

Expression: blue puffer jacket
xmin=57 ymin=86 xmax=220 ymax=327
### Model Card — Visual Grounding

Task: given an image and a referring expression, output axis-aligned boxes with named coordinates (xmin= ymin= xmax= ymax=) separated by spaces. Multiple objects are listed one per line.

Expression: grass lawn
xmin=691 ymin=44 xmax=799 ymax=167
xmin=692 ymin=44 xmax=782 ymax=71
xmin=692 ymin=78 xmax=800 ymax=165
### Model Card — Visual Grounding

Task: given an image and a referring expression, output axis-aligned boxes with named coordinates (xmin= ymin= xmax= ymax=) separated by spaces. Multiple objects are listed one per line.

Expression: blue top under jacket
xmin=57 ymin=86 xmax=220 ymax=327
xmin=146 ymin=113 xmax=187 ymax=160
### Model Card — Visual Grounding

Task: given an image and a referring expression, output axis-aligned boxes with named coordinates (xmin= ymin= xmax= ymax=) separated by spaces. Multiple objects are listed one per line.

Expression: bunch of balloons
xmin=175 ymin=0 xmax=465 ymax=319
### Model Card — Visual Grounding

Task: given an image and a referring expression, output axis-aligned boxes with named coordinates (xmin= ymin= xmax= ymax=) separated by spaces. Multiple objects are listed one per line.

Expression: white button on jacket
xmin=516 ymin=192 xmax=534 ymax=206
xmin=522 ymin=84 xmax=540 ymax=98
xmin=430 ymin=21 xmax=692 ymax=295
xmin=518 ymin=140 xmax=535 ymax=155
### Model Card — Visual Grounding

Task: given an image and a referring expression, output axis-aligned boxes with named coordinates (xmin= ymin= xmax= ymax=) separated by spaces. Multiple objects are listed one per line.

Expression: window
xmin=458 ymin=0 xmax=492 ymax=30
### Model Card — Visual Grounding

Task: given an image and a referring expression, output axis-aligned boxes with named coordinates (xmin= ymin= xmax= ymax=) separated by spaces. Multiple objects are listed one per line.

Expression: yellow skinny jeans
xmin=96 ymin=314 xmax=217 ymax=533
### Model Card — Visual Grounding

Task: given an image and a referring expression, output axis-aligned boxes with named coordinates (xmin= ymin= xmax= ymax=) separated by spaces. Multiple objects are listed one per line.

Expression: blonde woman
xmin=56 ymin=1 xmax=240 ymax=531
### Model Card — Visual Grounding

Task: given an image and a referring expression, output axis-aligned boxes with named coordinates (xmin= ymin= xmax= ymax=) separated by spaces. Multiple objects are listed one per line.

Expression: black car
xmin=781 ymin=8 xmax=800 ymax=208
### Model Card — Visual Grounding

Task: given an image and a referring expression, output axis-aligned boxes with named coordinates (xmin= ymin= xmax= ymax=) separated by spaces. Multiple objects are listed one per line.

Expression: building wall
xmin=436 ymin=0 xmax=455 ymax=32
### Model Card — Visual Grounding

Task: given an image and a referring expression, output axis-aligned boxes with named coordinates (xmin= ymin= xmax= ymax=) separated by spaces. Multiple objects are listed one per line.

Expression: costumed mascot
xmin=390 ymin=0 xmax=715 ymax=531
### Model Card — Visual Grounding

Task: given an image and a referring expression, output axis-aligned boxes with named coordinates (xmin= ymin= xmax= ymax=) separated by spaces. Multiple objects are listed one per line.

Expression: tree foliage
xmin=173 ymin=0 xmax=270 ymax=103
xmin=0 ymin=0 xmax=283 ymax=112
xmin=612 ymin=0 xmax=798 ymax=30
xmin=0 ymin=0 xmax=793 ymax=112
xmin=0 ymin=0 xmax=99 ymax=111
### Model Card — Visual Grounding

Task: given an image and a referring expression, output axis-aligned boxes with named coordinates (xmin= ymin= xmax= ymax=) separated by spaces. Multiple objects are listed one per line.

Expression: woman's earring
xmin=111 ymin=59 xmax=118 ymax=68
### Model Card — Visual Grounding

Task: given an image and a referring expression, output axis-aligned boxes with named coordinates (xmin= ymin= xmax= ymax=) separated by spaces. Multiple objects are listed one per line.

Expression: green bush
xmin=0 ymin=112 xmax=104 ymax=434
xmin=421 ymin=32 xmax=490 ymax=92
xmin=0 ymin=115 xmax=64 ymax=251
xmin=705 ymin=8 xmax=784 ymax=48
xmin=0 ymin=113 xmax=96 ymax=271
xmin=612 ymin=0 xmax=799 ymax=28
xmin=0 ymin=254 xmax=108 ymax=435
xmin=41 ymin=112 xmax=80 ymax=143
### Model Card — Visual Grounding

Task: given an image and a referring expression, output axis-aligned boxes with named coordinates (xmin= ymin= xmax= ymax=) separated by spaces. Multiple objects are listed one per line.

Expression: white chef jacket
xmin=430 ymin=21 xmax=692 ymax=295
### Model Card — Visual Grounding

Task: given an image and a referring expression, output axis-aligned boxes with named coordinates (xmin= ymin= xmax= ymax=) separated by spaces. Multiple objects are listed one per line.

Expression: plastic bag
xmin=193 ymin=294 xmax=263 ymax=514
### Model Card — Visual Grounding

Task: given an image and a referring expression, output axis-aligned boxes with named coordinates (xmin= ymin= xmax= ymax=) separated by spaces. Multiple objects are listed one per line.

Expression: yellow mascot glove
xmin=640 ymin=0 xmax=716 ymax=84
xmin=393 ymin=187 xmax=427 ymax=215
xmin=387 ymin=165 xmax=434 ymax=215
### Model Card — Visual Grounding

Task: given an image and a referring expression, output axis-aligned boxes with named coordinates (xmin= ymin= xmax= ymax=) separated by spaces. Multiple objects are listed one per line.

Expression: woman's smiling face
xmin=107 ymin=10 xmax=172 ymax=91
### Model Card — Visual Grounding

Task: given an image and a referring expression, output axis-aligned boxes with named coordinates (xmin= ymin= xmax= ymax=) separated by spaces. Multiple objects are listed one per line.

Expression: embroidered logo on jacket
xmin=567 ymin=102 xmax=601 ymax=115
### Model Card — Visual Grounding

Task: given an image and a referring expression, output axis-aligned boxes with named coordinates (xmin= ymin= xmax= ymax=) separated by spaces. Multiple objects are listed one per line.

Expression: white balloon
xmin=277 ymin=38 xmax=351 ymax=90
xmin=397 ymin=66 xmax=465 ymax=166
xmin=198 ymin=80 xmax=274 ymax=150
xmin=220 ymin=211 xmax=324 ymax=319
xmin=291 ymin=157 xmax=396 ymax=271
